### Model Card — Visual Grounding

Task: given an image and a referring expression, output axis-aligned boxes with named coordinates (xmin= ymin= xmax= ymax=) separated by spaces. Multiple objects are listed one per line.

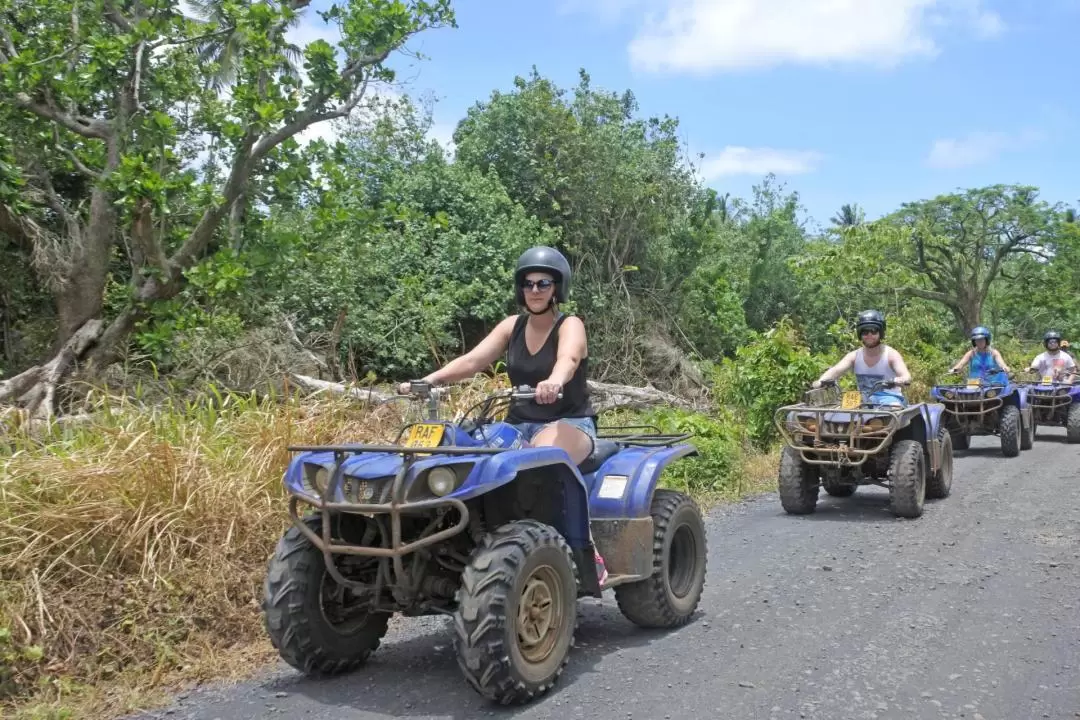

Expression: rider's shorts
xmin=516 ymin=416 xmax=597 ymax=445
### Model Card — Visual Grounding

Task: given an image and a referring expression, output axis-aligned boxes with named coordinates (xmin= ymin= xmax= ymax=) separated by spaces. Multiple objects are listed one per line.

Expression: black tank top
xmin=505 ymin=313 xmax=595 ymax=423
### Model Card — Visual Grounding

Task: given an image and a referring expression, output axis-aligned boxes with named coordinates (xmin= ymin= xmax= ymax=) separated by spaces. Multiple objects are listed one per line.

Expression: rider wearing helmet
xmin=811 ymin=309 xmax=913 ymax=405
xmin=398 ymin=246 xmax=607 ymax=580
xmin=1026 ymin=330 xmax=1077 ymax=382
xmin=948 ymin=326 xmax=1011 ymax=384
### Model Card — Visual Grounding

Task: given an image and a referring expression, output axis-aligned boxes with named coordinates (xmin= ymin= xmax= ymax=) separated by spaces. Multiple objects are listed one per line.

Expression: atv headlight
xmin=862 ymin=417 xmax=887 ymax=432
xmin=985 ymin=389 xmax=1000 ymax=399
xmin=427 ymin=466 xmax=459 ymax=497
xmin=303 ymin=463 xmax=331 ymax=496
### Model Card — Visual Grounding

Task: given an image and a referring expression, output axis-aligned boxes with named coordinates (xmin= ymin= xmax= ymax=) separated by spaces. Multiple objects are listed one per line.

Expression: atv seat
xmin=578 ymin=439 xmax=621 ymax=474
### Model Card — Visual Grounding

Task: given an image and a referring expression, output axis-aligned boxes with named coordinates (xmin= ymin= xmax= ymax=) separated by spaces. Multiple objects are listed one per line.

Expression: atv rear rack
xmin=596 ymin=424 xmax=693 ymax=447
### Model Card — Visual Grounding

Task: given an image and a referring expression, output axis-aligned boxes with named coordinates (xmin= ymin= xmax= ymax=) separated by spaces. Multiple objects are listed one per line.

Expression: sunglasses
xmin=859 ymin=328 xmax=880 ymax=336
xmin=521 ymin=279 xmax=555 ymax=291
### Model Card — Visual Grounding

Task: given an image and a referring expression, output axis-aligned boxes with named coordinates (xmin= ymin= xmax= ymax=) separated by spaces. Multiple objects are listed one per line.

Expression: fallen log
xmin=287 ymin=373 xmax=701 ymax=413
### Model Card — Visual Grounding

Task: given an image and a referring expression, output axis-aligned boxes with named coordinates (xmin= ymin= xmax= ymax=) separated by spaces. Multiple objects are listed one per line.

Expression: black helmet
xmin=970 ymin=326 xmax=991 ymax=346
xmin=1044 ymin=330 xmax=1062 ymax=348
xmin=855 ymin=309 xmax=886 ymax=340
xmin=514 ymin=246 xmax=571 ymax=304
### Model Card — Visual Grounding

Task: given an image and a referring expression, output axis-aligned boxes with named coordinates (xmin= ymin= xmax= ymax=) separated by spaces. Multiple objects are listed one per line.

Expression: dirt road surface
xmin=131 ymin=427 xmax=1080 ymax=720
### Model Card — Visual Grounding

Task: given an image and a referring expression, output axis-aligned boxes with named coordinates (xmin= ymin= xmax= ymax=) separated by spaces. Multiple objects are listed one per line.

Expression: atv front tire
xmin=263 ymin=517 xmax=391 ymax=676
xmin=889 ymin=439 xmax=926 ymax=519
xmin=614 ymin=490 xmax=707 ymax=628
xmin=1067 ymin=404 xmax=1080 ymax=444
xmin=1020 ymin=410 xmax=1035 ymax=450
xmin=1000 ymin=404 xmax=1021 ymax=457
xmin=778 ymin=446 xmax=820 ymax=514
xmin=453 ymin=519 xmax=577 ymax=705
xmin=925 ymin=426 xmax=953 ymax=500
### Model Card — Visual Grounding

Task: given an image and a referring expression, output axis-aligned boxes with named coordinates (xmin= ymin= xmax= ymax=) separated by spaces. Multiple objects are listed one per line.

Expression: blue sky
xmin=293 ymin=0 xmax=1079 ymax=230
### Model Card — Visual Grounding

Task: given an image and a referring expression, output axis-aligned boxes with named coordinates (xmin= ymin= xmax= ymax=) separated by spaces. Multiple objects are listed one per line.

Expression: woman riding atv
xmin=811 ymin=309 xmax=913 ymax=405
xmin=397 ymin=245 xmax=608 ymax=581
xmin=948 ymin=326 xmax=1011 ymax=384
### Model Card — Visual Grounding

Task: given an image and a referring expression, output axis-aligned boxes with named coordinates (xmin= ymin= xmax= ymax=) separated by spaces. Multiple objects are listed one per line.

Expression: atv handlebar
xmin=815 ymin=379 xmax=908 ymax=392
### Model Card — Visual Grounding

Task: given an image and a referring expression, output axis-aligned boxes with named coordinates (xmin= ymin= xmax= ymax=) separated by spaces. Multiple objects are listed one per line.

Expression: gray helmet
xmin=855 ymin=309 xmax=886 ymax=340
xmin=1044 ymin=330 xmax=1062 ymax=348
xmin=514 ymin=246 xmax=571 ymax=304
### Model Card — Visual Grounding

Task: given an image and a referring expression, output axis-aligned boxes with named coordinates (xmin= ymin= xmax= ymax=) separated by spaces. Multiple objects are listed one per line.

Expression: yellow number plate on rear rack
xmin=403 ymin=423 xmax=445 ymax=448
xmin=840 ymin=391 xmax=862 ymax=410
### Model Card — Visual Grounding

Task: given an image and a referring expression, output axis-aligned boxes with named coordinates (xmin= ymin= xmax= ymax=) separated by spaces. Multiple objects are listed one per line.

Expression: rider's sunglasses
xmin=521 ymin=279 xmax=555 ymax=292
xmin=859 ymin=328 xmax=880 ymax=336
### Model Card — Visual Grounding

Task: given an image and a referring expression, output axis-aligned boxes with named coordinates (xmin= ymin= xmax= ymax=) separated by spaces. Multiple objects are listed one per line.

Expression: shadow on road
xmin=248 ymin=602 xmax=696 ymax=719
xmin=779 ymin=488 xmax=936 ymax=523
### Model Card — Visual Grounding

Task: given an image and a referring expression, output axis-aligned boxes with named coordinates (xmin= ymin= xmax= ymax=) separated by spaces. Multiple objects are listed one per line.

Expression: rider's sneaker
xmin=595 ymin=550 xmax=609 ymax=586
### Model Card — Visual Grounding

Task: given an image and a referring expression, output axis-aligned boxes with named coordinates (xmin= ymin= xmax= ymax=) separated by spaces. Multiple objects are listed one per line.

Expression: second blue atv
xmin=261 ymin=381 xmax=708 ymax=705
xmin=929 ymin=368 xmax=1034 ymax=456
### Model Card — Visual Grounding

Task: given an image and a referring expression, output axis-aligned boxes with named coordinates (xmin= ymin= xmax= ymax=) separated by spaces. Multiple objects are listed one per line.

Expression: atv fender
xmin=586 ymin=444 xmax=699 ymax=519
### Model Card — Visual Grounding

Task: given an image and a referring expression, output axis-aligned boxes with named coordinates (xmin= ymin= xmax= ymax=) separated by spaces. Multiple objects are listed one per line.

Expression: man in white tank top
xmin=811 ymin=309 xmax=913 ymax=406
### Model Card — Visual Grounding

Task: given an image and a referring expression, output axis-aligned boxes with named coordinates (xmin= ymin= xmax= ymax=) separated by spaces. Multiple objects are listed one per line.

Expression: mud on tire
xmin=778 ymin=445 xmax=820 ymax=514
xmin=263 ymin=517 xmax=391 ymax=676
xmin=453 ymin=519 xmax=577 ymax=705
xmin=999 ymin=404 xmax=1021 ymax=457
xmin=889 ymin=439 xmax=926 ymax=518
xmin=1067 ymin=404 xmax=1080 ymax=444
xmin=614 ymin=490 xmax=708 ymax=629
xmin=925 ymin=426 xmax=953 ymax=500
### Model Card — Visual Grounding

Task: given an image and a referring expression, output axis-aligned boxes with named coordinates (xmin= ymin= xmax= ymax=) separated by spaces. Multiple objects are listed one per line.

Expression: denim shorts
xmin=514 ymin=416 xmax=597 ymax=443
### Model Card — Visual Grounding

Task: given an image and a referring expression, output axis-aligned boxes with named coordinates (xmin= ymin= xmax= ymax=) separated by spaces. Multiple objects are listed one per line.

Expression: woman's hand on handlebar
xmin=534 ymin=379 xmax=563 ymax=405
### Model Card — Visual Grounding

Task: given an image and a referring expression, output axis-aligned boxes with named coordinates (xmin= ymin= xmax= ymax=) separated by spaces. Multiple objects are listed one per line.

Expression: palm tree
xmin=185 ymin=0 xmax=310 ymax=90
xmin=830 ymin=203 xmax=864 ymax=228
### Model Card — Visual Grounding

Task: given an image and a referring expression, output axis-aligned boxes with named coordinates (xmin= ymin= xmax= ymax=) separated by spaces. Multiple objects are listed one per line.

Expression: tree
xmin=0 ymin=0 xmax=454 ymax=416
xmin=830 ymin=202 xmax=864 ymax=228
xmin=889 ymin=185 xmax=1060 ymax=332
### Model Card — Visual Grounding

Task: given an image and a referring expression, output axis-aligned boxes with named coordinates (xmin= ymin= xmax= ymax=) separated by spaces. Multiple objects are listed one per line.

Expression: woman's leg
xmin=528 ymin=419 xmax=607 ymax=583
xmin=528 ymin=419 xmax=594 ymax=465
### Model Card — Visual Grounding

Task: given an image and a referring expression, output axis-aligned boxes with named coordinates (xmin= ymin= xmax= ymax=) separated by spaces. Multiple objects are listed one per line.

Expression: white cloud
xmin=699 ymin=146 xmax=824 ymax=179
xmin=426 ymin=121 xmax=458 ymax=154
xmin=925 ymin=128 xmax=1042 ymax=169
xmin=627 ymin=0 xmax=1004 ymax=74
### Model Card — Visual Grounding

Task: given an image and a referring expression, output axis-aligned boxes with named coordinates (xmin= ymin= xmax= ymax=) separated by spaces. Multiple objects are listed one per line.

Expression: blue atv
xmin=261 ymin=381 xmax=708 ymax=705
xmin=929 ymin=368 xmax=1033 ymax=456
xmin=1017 ymin=369 xmax=1080 ymax=443
xmin=773 ymin=380 xmax=952 ymax=519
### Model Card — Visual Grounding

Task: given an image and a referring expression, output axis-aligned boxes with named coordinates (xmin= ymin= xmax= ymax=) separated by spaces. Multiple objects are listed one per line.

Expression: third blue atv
xmin=1017 ymin=369 xmax=1080 ymax=443
xmin=929 ymin=368 xmax=1034 ymax=456
xmin=261 ymin=381 xmax=708 ymax=705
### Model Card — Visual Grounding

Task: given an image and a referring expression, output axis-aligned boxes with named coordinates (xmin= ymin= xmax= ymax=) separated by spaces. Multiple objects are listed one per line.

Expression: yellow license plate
xmin=966 ymin=378 xmax=980 ymax=387
xmin=840 ymin=391 xmax=862 ymax=409
xmin=403 ymin=423 xmax=445 ymax=448
xmin=1042 ymin=375 xmax=1053 ymax=384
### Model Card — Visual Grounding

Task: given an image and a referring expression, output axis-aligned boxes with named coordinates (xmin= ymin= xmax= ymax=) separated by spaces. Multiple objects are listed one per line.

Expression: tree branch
xmin=13 ymin=93 xmax=111 ymax=140
xmin=52 ymin=128 xmax=101 ymax=179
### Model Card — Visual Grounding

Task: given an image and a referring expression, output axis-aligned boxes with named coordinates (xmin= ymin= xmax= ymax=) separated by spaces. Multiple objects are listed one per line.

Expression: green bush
xmin=636 ymin=406 xmax=747 ymax=495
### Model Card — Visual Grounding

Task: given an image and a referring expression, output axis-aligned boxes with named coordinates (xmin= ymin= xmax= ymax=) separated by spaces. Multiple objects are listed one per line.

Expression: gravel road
xmin=132 ymin=427 xmax=1080 ymax=720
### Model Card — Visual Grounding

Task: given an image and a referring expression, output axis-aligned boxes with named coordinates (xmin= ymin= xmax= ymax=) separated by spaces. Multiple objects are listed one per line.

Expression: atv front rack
xmin=1025 ymin=386 xmax=1075 ymax=411
xmin=773 ymin=403 xmax=912 ymax=467
xmin=934 ymin=383 xmax=1007 ymax=417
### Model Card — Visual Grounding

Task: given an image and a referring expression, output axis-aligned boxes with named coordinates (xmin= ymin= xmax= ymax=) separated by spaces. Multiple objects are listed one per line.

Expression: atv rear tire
xmin=999 ymin=404 xmax=1021 ymax=457
xmin=925 ymin=426 xmax=953 ymax=500
xmin=1020 ymin=410 xmax=1034 ymax=450
xmin=778 ymin=445 xmax=820 ymax=514
xmin=614 ymin=490 xmax=707 ymax=629
xmin=263 ymin=517 xmax=391 ymax=676
xmin=822 ymin=470 xmax=857 ymax=497
xmin=454 ymin=519 xmax=576 ymax=705
xmin=1067 ymin=404 xmax=1080 ymax=444
xmin=889 ymin=439 xmax=926 ymax=519
xmin=950 ymin=429 xmax=970 ymax=450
